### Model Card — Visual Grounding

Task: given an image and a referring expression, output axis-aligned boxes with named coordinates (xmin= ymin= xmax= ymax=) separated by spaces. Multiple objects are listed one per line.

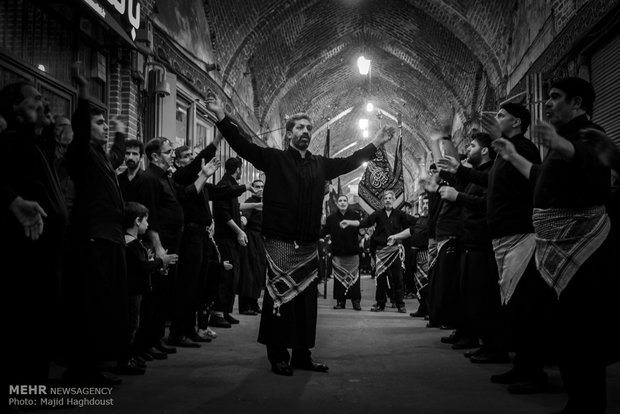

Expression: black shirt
xmin=456 ymin=133 xmax=541 ymax=239
xmin=125 ymin=237 xmax=162 ymax=295
xmin=215 ymin=116 xmax=377 ymax=243
xmin=213 ymin=173 xmax=242 ymax=240
xmin=135 ymin=164 xmax=189 ymax=240
xmin=66 ymin=98 xmax=125 ymax=244
xmin=321 ymin=208 xmax=363 ymax=256
xmin=409 ymin=215 xmax=429 ymax=249
xmin=243 ymin=194 xmax=263 ymax=232
xmin=456 ymin=160 xmax=493 ymax=248
xmin=118 ymin=168 xmax=143 ymax=202
xmin=172 ymin=144 xmax=247 ymax=227
xmin=531 ymin=115 xmax=608 ymax=208
xmin=359 ymin=208 xmax=414 ymax=248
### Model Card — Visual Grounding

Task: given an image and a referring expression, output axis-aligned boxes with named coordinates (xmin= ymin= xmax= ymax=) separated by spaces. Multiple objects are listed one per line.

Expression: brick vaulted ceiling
xmin=205 ymin=0 xmax=510 ymax=193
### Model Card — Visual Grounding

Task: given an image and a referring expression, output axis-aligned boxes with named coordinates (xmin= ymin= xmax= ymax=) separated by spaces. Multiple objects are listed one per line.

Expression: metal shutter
xmin=591 ymin=33 xmax=620 ymax=149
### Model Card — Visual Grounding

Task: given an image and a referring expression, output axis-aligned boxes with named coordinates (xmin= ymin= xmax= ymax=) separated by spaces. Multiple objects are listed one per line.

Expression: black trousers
xmin=333 ymin=276 xmax=361 ymax=303
xmin=504 ymin=256 xmax=556 ymax=377
xmin=170 ymin=225 xmax=211 ymax=338
xmin=7 ymin=225 xmax=63 ymax=384
xmin=428 ymin=238 xmax=460 ymax=327
xmin=214 ymin=237 xmax=241 ymax=314
xmin=145 ymin=232 xmax=181 ymax=346
xmin=555 ymin=237 xmax=613 ymax=413
xmin=459 ymin=246 xmax=502 ymax=348
xmin=375 ymin=257 xmax=404 ymax=307
xmin=64 ymin=239 xmax=128 ymax=370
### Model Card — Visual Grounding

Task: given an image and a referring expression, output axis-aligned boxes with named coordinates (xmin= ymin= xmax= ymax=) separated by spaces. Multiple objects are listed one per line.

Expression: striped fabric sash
xmin=332 ymin=255 xmax=360 ymax=295
xmin=533 ymin=206 xmax=610 ymax=297
xmin=375 ymin=245 xmax=405 ymax=288
xmin=264 ymin=238 xmax=318 ymax=314
xmin=414 ymin=249 xmax=430 ymax=299
xmin=492 ymin=233 xmax=535 ymax=305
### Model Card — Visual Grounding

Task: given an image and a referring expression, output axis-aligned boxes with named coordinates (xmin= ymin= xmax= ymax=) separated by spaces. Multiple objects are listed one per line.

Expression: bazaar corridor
xmin=34 ymin=276 xmax=620 ymax=414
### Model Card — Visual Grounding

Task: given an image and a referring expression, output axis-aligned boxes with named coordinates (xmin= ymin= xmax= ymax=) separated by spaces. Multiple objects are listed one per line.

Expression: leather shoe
xmin=464 ymin=348 xmax=484 ymax=358
xmin=115 ymin=360 xmax=146 ymax=375
xmin=409 ymin=310 xmax=427 ymax=318
xmin=144 ymin=347 xmax=168 ymax=360
xmin=155 ymin=342 xmax=177 ymax=354
xmin=370 ymin=303 xmax=385 ymax=312
xmin=240 ymin=308 xmax=258 ymax=315
xmin=290 ymin=359 xmax=329 ymax=372
xmin=168 ymin=335 xmax=201 ymax=348
xmin=224 ymin=313 xmax=240 ymax=324
xmin=139 ymin=351 xmax=154 ymax=361
xmin=210 ymin=314 xmax=232 ymax=328
xmin=451 ymin=337 xmax=480 ymax=350
xmin=131 ymin=356 xmax=147 ymax=368
xmin=470 ymin=351 xmax=510 ymax=364
xmin=440 ymin=331 xmax=462 ymax=344
xmin=333 ymin=302 xmax=345 ymax=309
xmin=187 ymin=333 xmax=212 ymax=343
xmin=353 ymin=302 xmax=362 ymax=311
xmin=397 ymin=306 xmax=407 ymax=313
xmin=271 ymin=361 xmax=293 ymax=376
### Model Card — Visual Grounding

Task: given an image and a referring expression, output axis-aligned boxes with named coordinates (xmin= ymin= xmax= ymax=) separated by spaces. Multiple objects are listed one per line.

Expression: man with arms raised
xmin=206 ymin=95 xmax=394 ymax=376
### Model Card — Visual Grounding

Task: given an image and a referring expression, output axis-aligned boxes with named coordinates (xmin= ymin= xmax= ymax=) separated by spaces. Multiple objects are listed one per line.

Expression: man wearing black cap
xmin=494 ymin=77 xmax=615 ymax=414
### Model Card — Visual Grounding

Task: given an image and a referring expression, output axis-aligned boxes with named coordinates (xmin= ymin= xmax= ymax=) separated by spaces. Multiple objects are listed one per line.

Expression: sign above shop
xmin=81 ymin=0 xmax=141 ymax=41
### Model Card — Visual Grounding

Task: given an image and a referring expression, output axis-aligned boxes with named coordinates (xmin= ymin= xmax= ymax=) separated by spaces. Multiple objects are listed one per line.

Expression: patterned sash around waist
xmin=264 ymin=238 xmax=318 ymax=314
xmin=332 ymin=255 xmax=360 ymax=295
xmin=414 ymin=249 xmax=430 ymax=298
xmin=375 ymin=244 xmax=405 ymax=281
xmin=492 ymin=233 xmax=535 ymax=305
xmin=533 ymin=206 xmax=610 ymax=297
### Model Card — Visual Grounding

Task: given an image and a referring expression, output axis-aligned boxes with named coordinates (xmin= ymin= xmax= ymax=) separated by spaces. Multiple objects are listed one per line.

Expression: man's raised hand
xmin=205 ymin=94 xmax=225 ymax=122
xmin=437 ymin=156 xmax=459 ymax=173
xmin=372 ymin=126 xmax=396 ymax=147
xmin=492 ymin=138 xmax=518 ymax=161
xmin=201 ymin=158 xmax=220 ymax=178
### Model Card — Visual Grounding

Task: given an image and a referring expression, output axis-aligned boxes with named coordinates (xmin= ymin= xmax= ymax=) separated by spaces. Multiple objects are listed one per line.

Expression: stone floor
xmin=33 ymin=275 xmax=619 ymax=414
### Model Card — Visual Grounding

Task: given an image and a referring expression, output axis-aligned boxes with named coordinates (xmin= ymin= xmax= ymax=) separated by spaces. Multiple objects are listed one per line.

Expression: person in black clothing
xmin=122 ymin=202 xmax=178 ymax=374
xmin=495 ymin=78 xmax=616 ymax=413
xmin=62 ymin=67 xmax=131 ymax=383
xmin=239 ymin=179 xmax=266 ymax=315
xmin=438 ymin=133 xmax=507 ymax=360
xmin=118 ymin=139 xmax=144 ymax=202
xmin=2 ymin=81 xmax=68 ymax=395
xmin=206 ymin=94 xmax=394 ymax=376
xmin=134 ymin=137 xmax=210 ymax=351
xmin=388 ymin=195 xmax=431 ymax=317
xmin=321 ymin=195 xmax=363 ymax=310
xmin=170 ymin=141 xmax=249 ymax=340
xmin=341 ymin=191 xmax=414 ymax=313
xmin=439 ymin=103 xmax=551 ymax=393
xmin=211 ymin=157 xmax=248 ymax=327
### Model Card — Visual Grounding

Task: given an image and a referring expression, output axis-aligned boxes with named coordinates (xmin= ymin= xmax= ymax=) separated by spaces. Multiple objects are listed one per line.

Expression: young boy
xmin=120 ymin=201 xmax=177 ymax=374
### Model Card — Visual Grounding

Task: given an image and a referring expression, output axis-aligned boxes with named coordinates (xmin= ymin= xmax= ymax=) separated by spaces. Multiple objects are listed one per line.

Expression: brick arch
xmin=209 ymin=0 xmax=504 ymax=94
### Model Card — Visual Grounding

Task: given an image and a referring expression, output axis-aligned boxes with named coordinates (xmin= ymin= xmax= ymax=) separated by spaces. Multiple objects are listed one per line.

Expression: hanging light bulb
xmin=357 ymin=56 xmax=370 ymax=75
xmin=362 ymin=129 xmax=370 ymax=138
xmin=366 ymin=102 xmax=374 ymax=112
xmin=358 ymin=118 xmax=369 ymax=130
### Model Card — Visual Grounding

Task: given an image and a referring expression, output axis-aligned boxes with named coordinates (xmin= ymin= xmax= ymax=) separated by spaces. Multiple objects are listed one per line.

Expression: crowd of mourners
xmin=3 ymin=64 xmax=267 ymax=393
xmin=3 ymin=59 xmax=619 ymax=414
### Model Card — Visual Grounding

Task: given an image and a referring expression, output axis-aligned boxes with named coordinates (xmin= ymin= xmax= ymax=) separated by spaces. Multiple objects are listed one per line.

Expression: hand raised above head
xmin=480 ymin=114 xmax=501 ymax=140
xmin=201 ymin=158 xmax=220 ymax=177
xmin=437 ymin=156 xmax=459 ymax=173
xmin=204 ymin=94 xmax=225 ymax=122
xmin=373 ymin=126 xmax=396 ymax=146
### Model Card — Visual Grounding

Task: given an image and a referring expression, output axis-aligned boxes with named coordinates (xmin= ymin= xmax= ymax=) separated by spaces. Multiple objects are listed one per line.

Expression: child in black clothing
xmin=120 ymin=202 xmax=177 ymax=374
